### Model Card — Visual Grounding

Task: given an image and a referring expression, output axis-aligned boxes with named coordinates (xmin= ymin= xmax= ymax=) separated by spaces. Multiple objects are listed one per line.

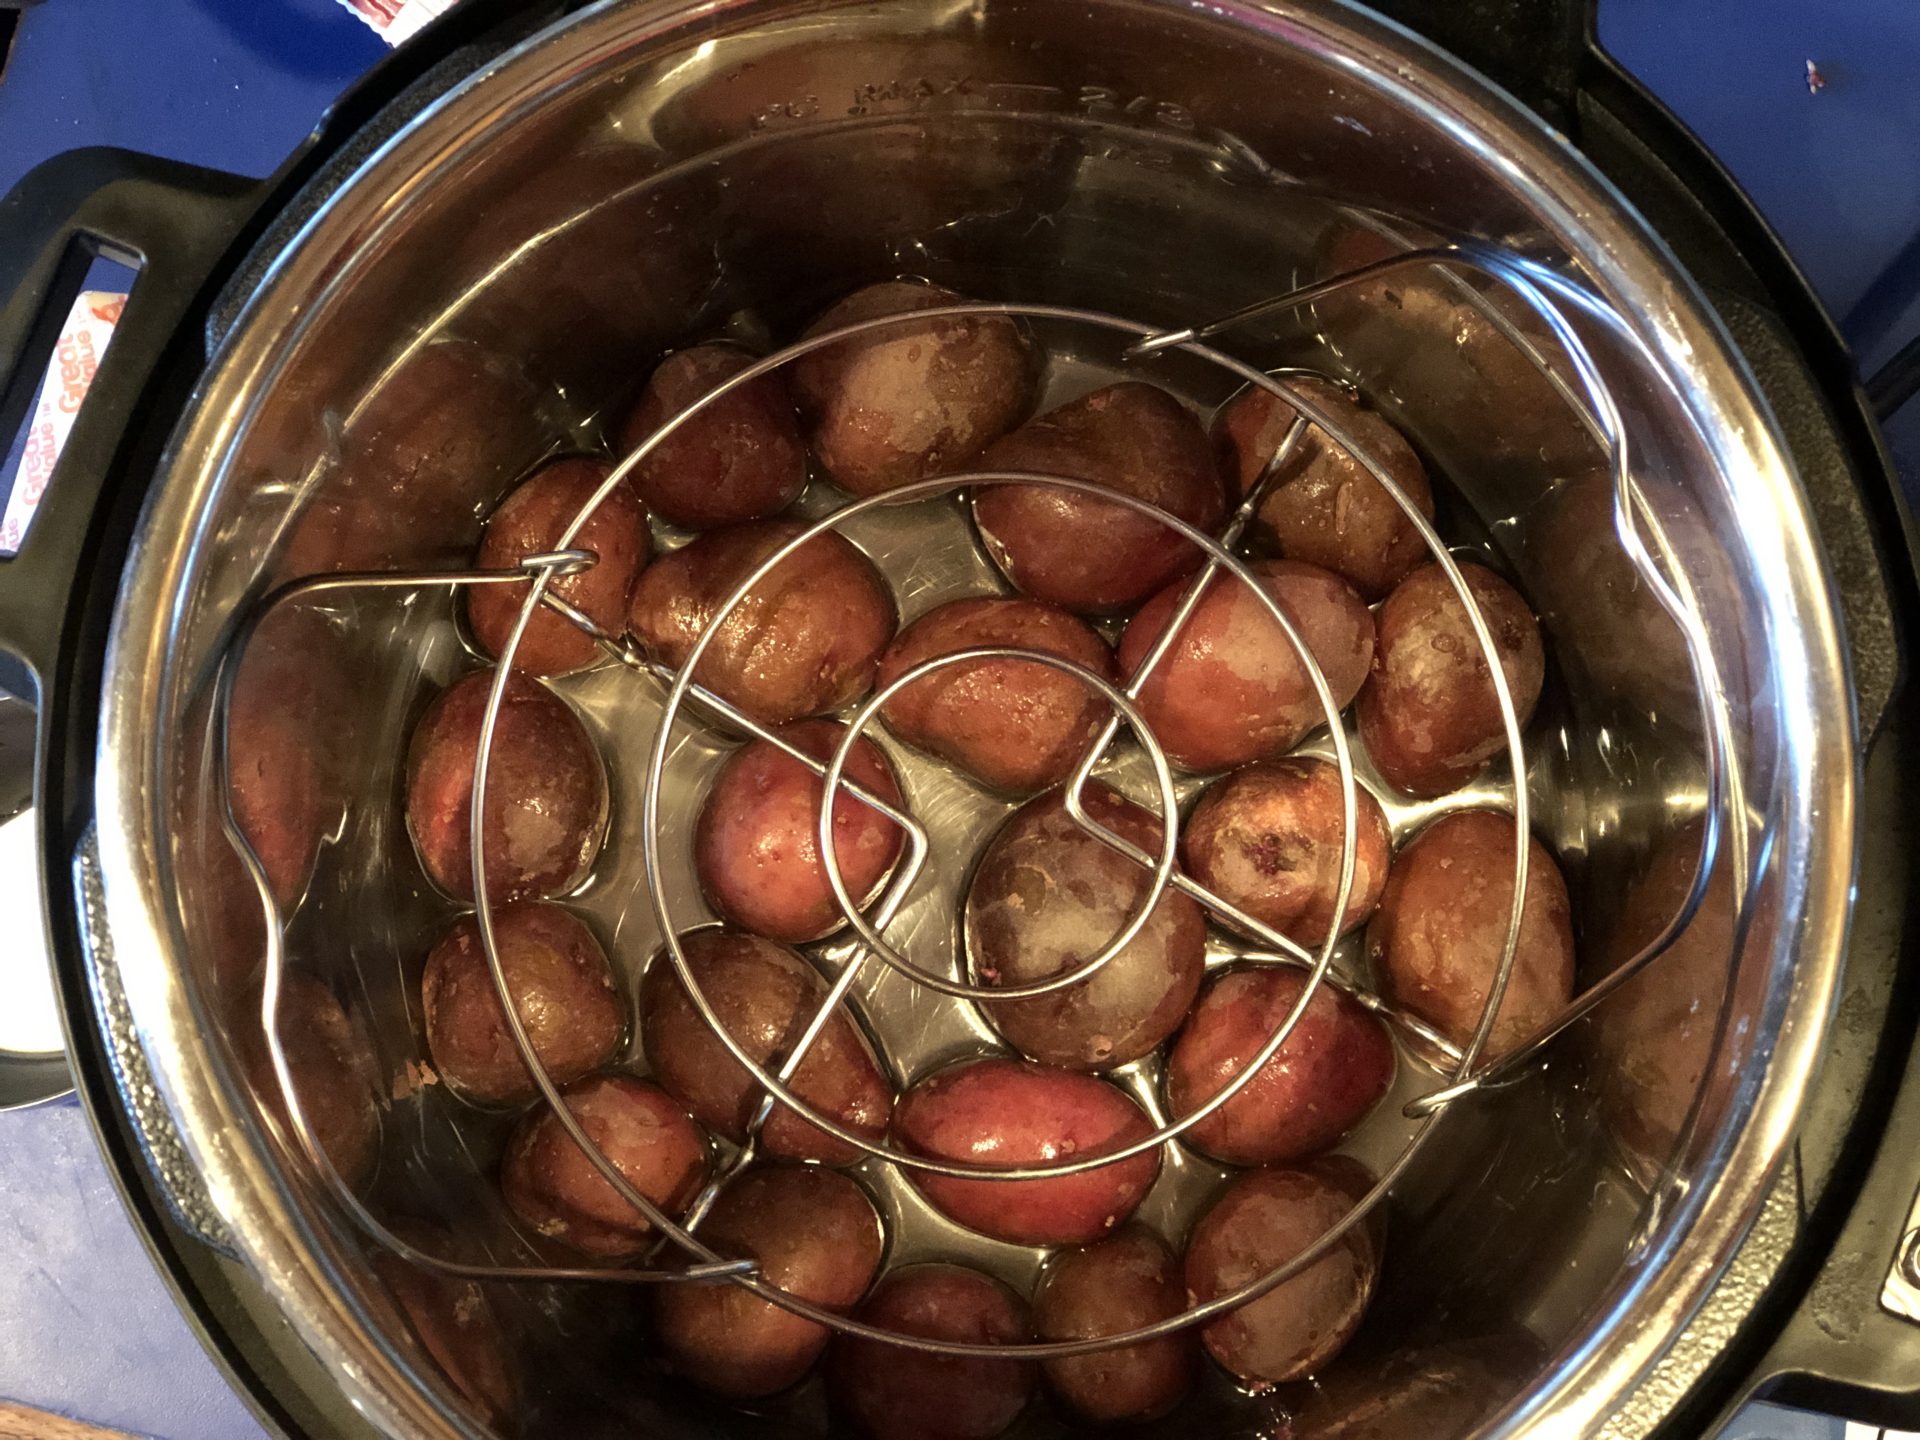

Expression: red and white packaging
xmin=335 ymin=0 xmax=459 ymax=44
xmin=2 ymin=290 xmax=125 ymax=554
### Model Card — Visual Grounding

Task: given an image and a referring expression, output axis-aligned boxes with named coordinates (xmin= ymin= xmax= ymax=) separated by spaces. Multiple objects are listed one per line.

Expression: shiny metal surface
xmin=85 ymin=0 xmax=1857 ymax=1435
xmin=1881 ymin=1189 xmax=1920 ymax=1324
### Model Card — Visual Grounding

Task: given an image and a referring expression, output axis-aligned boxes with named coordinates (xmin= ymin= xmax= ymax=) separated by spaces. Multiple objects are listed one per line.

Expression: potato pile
xmin=350 ymin=277 xmax=1586 ymax=1436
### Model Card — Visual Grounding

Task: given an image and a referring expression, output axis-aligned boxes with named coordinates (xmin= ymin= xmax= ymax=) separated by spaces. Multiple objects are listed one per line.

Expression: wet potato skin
xmin=1180 ymin=757 xmax=1393 ymax=946
xmin=1356 ymin=562 xmax=1545 ymax=798
xmin=500 ymin=1073 xmax=709 ymax=1258
xmin=876 ymin=597 xmax=1118 ymax=795
xmin=1118 ymin=559 xmax=1374 ymax=774
xmin=466 ymin=456 xmax=652 ymax=677
xmin=792 ymin=279 xmax=1038 ymax=496
xmin=626 ymin=519 xmax=898 ymax=725
xmin=965 ymin=781 xmax=1206 ymax=1071
xmin=1367 ymin=810 xmax=1575 ymax=1060
xmin=640 ymin=928 xmax=893 ymax=1164
xmin=405 ymin=671 xmax=608 ymax=903
xmin=621 ymin=342 xmax=807 ymax=529
xmin=1214 ymin=376 xmax=1436 ymax=600
xmin=654 ymin=1165 xmax=886 ymax=1398
xmin=239 ymin=970 xmax=381 ymax=1191
xmin=695 ymin=718 xmax=906 ymax=944
xmin=973 ymin=382 xmax=1229 ymax=614
xmin=829 ymin=1263 xmax=1036 ymax=1440
xmin=892 ymin=1056 xmax=1161 ymax=1246
xmin=1165 ymin=966 xmax=1395 ymax=1167
xmin=371 ymin=1222 xmax=521 ymax=1431
xmin=421 ymin=903 xmax=625 ymax=1104
xmin=1035 ymin=1225 xmax=1198 ymax=1424
xmin=1184 ymin=1160 xmax=1381 ymax=1385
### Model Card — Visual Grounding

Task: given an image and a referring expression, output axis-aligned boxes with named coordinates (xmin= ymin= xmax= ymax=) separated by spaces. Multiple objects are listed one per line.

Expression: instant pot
xmin=1 ymin=0 xmax=1918 ymax=1436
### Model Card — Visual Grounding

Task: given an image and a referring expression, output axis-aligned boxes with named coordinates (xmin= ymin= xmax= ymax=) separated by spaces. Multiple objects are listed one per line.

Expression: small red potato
xmin=405 ymin=670 xmax=608 ymax=902
xmin=499 ymin=1073 xmax=709 ymax=1258
xmin=791 ymin=279 xmax=1037 ymax=496
xmin=1035 ymin=1225 xmax=1198 ymax=1424
xmin=1165 ymin=967 xmax=1394 ymax=1167
xmin=627 ymin=520 xmax=898 ymax=725
xmin=371 ymin=1222 xmax=520 ymax=1430
xmin=876 ymin=597 xmax=1118 ymax=795
xmin=1356 ymin=563 xmax=1545 ymax=798
xmin=892 ymin=1057 xmax=1161 ymax=1246
xmin=1184 ymin=1161 xmax=1380 ymax=1384
xmin=467 ymin=455 xmax=651 ymax=676
xmin=640 ymin=928 xmax=893 ymax=1164
xmin=1180 ymin=757 xmax=1393 ymax=946
xmin=1214 ymin=377 xmax=1436 ymax=599
xmin=974 ymin=383 xmax=1229 ymax=614
xmin=1118 ymin=559 xmax=1374 ymax=773
xmin=620 ymin=342 xmax=807 ymax=528
xmin=964 ymin=781 xmax=1205 ymax=1071
xmin=1367 ymin=810 xmax=1576 ymax=1060
xmin=654 ymin=1165 xmax=885 ymax=1397
xmin=829 ymin=1264 xmax=1036 ymax=1440
xmin=421 ymin=903 xmax=625 ymax=1104
xmin=240 ymin=971 xmax=380 ymax=1191
xmin=695 ymin=719 xmax=906 ymax=943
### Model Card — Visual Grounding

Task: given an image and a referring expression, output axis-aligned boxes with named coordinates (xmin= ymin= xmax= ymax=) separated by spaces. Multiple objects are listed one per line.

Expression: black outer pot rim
xmin=5 ymin=0 xmax=1914 ymax=1434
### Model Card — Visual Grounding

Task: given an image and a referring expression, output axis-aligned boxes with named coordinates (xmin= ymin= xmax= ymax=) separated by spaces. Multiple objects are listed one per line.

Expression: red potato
xmin=1165 ymin=967 xmax=1394 ymax=1167
xmin=1184 ymin=1162 xmax=1381 ymax=1385
xmin=1356 ymin=563 xmax=1545 ymax=798
xmin=1367 ymin=811 xmax=1575 ymax=1060
xmin=499 ymin=1073 xmax=709 ymax=1258
xmin=964 ymin=782 xmax=1205 ymax=1071
xmin=1035 ymin=1226 xmax=1198 ymax=1424
xmin=791 ymin=279 xmax=1037 ymax=496
xmin=876 ymin=597 xmax=1118 ymax=795
xmin=1214 ymin=377 xmax=1436 ymax=599
xmin=1118 ymin=560 xmax=1374 ymax=773
xmin=695 ymin=719 xmax=906 ymax=944
xmin=829 ymin=1264 xmax=1035 ymax=1440
xmin=621 ymin=343 xmax=807 ymax=528
xmin=421 ymin=903 xmax=625 ymax=1104
xmin=973 ymin=383 xmax=1229 ymax=615
xmin=404 ymin=671 xmax=608 ymax=902
xmin=371 ymin=1223 xmax=520 ymax=1430
xmin=654 ymin=1165 xmax=885 ymax=1397
xmin=239 ymin=971 xmax=380 ymax=1190
xmin=627 ymin=520 xmax=898 ymax=725
xmin=1180 ymin=757 xmax=1393 ymax=946
xmin=891 ymin=1057 xmax=1161 ymax=1246
xmin=640 ymin=928 xmax=893 ymax=1164
xmin=466 ymin=456 xmax=651 ymax=676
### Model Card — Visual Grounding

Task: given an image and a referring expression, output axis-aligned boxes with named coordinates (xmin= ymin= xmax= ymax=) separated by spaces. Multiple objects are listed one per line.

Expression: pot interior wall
xmin=154 ymin=1 xmax=1794 ymax=1435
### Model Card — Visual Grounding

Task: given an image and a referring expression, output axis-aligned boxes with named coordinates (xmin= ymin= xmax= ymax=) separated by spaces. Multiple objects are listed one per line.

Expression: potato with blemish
xmin=421 ymin=903 xmax=625 ymax=1104
xmin=239 ymin=970 xmax=380 ymax=1190
xmin=792 ymin=280 xmax=1037 ymax=496
xmin=371 ymin=1222 xmax=520 ymax=1430
xmin=1356 ymin=562 xmax=1545 ymax=798
xmin=466 ymin=456 xmax=651 ymax=676
xmin=829 ymin=1264 xmax=1036 ymax=1440
xmin=627 ymin=520 xmax=897 ymax=725
xmin=973 ymin=383 xmax=1228 ymax=614
xmin=695 ymin=719 xmax=906 ymax=943
xmin=640 ymin=928 xmax=893 ymax=1164
xmin=655 ymin=1165 xmax=885 ymax=1397
xmin=892 ymin=1057 xmax=1160 ymax=1246
xmin=621 ymin=343 xmax=807 ymax=528
xmin=1367 ymin=810 xmax=1575 ymax=1060
xmin=499 ymin=1073 xmax=709 ymax=1257
xmin=965 ymin=782 xmax=1205 ymax=1071
xmin=876 ymin=597 xmax=1117 ymax=794
xmin=1118 ymin=559 xmax=1374 ymax=773
xmin=404 ymin=671 xmax=608 ymax=902
xmin=1214 ymin=376 xmax=1435 ymax=599
xmin=1035 ymin=1226 xmax=1197 ymax=1424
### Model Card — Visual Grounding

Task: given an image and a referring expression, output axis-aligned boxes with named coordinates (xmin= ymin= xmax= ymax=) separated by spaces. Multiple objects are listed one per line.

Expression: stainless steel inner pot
xmin=89 ymin=0 xmax=1856 ymax=1436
